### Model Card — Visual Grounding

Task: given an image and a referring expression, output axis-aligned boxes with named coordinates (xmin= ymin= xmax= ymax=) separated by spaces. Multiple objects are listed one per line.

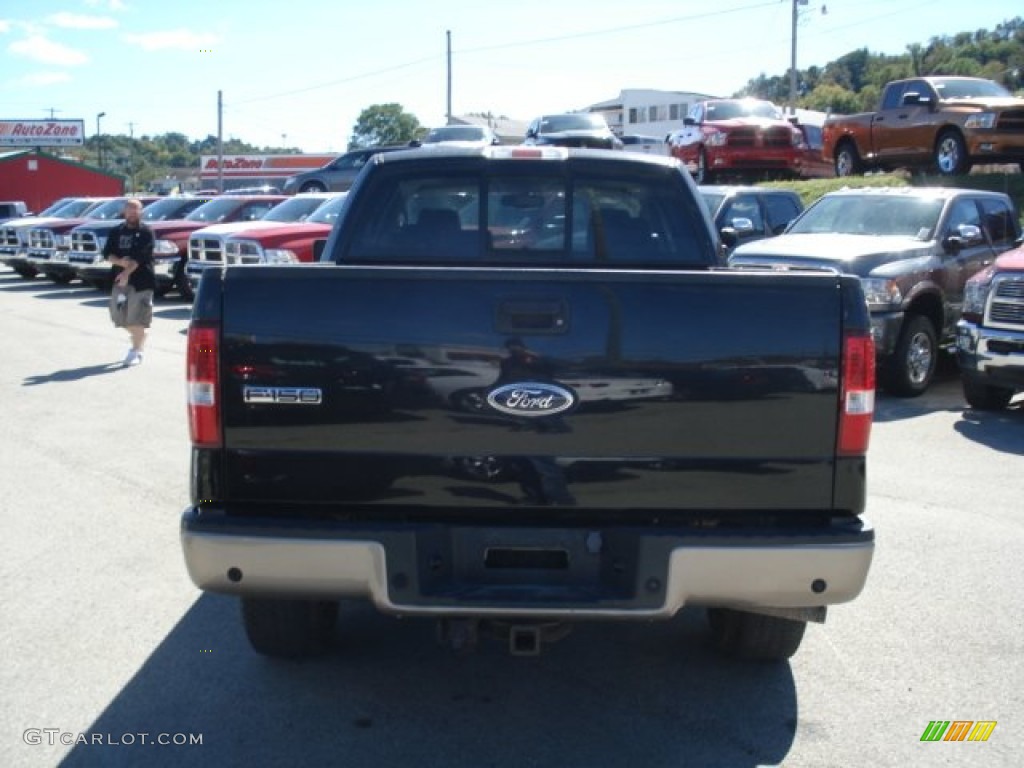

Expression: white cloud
xmin=17 ymin=71 xmax=73 ymax=86
xmin=47 ymin=13 xmax=118 ymax=30
xmin=0 ymin=20 xmax=11 ymax=34
xmin=8 ymin=35 xmax=89 ymax=66
xmin=84 ymin=0 xmax=127 ymax=9
xmin=122 ymin=29 xmax=216 ymax=51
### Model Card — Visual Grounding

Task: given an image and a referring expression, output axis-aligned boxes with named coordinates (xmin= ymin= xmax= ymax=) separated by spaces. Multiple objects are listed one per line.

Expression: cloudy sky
xmin=1 ymin=0 xmax=1021 ymax=152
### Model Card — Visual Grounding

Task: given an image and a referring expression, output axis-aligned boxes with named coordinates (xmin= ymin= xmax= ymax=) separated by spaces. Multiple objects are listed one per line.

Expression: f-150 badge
xmin=243 ymin=386 xmax=322 ymax=405
xmin=486 ymin=382 xmax=575 ymax=417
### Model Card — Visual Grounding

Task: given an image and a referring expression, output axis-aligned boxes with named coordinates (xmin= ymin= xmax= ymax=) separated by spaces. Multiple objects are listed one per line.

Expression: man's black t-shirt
xmin=102 ymin=222 xmax=156 ymax=291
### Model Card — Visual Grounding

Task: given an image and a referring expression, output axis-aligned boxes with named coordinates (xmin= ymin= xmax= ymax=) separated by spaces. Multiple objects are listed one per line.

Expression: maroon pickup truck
xmin=88 ymin=194 xmax=287 ymax=299
xmin=957 ymin=244 xmax=1024 ymax=410
xmin=202 ymin=194 xmax=346 ymax=291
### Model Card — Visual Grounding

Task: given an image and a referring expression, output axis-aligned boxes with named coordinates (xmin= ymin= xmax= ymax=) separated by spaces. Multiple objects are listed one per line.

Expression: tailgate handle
xmin=497 ymin=299 xmax=568 ymax=334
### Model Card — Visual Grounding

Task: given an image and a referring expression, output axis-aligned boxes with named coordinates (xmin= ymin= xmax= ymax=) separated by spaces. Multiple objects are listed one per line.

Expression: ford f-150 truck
xmin=181 ymin=146 xmax=877 ymax=662
xmin=822 ymin=76 xmax=1024 ymax=177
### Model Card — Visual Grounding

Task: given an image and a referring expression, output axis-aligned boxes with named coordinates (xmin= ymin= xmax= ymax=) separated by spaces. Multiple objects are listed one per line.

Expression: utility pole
xmin=44 ymin=108 xmax=62 ymax=119
xmin=96 ymin=111 xmax=106 ymax=170
xmin=128 ymin=121 xmax=136 ymax=192
xmin=446 ymin=30 xmax=452 ymax=125
xmin=789 ymin=0 xmax=807 ymax=112
xmin=217 ymin=90 xmax=224 ymax=194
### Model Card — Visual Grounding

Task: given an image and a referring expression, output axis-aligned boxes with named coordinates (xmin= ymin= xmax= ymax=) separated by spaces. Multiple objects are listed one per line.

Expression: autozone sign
xmin=0 ymin=119 xmax=85 ymax=146
xmin=200 ymin=154 xmax=337 ymax=178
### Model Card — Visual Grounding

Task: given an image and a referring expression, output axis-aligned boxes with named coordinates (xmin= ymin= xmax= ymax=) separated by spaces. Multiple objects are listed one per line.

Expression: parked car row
xmin=4 ymin=153 xmax=1022 ymax=410
xmin=0 ymin=192 xmax=342 ymax=299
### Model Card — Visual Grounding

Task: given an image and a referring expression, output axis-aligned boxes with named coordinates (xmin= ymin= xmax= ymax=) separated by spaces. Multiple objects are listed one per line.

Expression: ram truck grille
xmin=29 ymin=230 xmax=55 ymax=249
xmin=996 ymin=110 xmax=1024 ymax=133
xmin=189 ymin=237 xmax=224 ymax=263
xmin=224 ymin=241 xmax=263 ymax=265
xmin=987 ymin=275 xmax=1024 ymax=328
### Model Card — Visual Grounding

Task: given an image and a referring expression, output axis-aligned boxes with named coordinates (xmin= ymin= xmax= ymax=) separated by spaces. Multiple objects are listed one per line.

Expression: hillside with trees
xmin=737 ymin=16 xmax=1024 ymax=112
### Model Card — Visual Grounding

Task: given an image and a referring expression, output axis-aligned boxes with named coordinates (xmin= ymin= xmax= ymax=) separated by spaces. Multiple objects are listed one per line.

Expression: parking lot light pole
xmin=96 ymin=112 xmax=106 ymax=170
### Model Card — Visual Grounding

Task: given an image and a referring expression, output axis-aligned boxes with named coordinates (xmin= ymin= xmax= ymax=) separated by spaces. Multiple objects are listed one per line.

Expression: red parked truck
xmin=666 ymin=98 xmax=807 ymax=184
xmin=216 ymin=193 xmax=345 ymax=270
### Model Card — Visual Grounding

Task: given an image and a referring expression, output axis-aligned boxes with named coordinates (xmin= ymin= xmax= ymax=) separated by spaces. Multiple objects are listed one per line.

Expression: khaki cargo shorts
xmin=109 ymin=284 xmax=154 ymax=328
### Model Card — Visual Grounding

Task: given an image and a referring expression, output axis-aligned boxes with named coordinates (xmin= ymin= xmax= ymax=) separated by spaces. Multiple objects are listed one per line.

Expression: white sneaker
xmin=123 ymin=349 xmax=142 ymax=367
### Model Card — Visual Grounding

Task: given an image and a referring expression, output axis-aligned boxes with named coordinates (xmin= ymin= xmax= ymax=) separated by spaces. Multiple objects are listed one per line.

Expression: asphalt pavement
xmin=1 ymin=268 xmax=1021 ymax=768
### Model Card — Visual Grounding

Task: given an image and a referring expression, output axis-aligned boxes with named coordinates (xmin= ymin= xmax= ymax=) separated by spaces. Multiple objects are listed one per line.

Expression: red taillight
xmin=838 ymin=333 xmax=875 ymax=456
xmin=187 ymin=325 xmax=221 ymax=447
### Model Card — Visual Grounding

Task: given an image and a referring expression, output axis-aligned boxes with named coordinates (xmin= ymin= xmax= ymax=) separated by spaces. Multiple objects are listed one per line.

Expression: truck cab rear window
xmin=340 ymin=172 xmax=709 ymax=267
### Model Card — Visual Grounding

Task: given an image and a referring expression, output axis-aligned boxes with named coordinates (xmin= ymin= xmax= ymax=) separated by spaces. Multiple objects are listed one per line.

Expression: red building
xmin=0 ymin=150 xmax=123 ymax=213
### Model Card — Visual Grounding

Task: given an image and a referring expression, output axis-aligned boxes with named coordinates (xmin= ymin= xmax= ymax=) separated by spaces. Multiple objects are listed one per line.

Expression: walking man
xmin=103 ymin=198 xmax=155 ymax=367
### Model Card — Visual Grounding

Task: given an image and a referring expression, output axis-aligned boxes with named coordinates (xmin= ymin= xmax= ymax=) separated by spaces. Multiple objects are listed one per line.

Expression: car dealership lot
xmin=1 ymin=267 xmax=1021 ymax=768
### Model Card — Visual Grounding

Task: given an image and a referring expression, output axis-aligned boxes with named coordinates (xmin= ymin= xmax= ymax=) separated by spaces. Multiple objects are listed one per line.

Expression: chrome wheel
xmin=905 ymin=331 xmax=934 ymax=386
xmin=882 ymin=315 xmax=937 ymax=397
xmin=834 ymin=144 xmax=861 ymax=177
xmin=934 ymin=131 xmax=968 ymax=176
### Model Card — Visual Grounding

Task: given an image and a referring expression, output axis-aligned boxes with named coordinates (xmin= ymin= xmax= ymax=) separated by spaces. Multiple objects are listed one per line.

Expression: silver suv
xmin=281 ymin=146 xmax=407 ymax=194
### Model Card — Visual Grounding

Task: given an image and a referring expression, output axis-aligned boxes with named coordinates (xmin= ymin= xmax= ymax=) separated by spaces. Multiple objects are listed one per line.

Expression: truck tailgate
xmin=217 ymin=266 xmax=845 ymax=512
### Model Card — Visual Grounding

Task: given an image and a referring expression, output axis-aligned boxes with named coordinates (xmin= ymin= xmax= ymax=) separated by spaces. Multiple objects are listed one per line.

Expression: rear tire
xmin=174 ymin=262 xmax=195 ymax=301
xmin=47 ymin=272 xmax=74 ymax=285
xmin=962 ymin=376 xmax=1014 ymax=411
xmin=694 ymin=148 xmax=714 ymax=184
xmin=241 ymin=597 xmax=338 ymax=659
xmin=707 ymin=608 xmax=807 ymax=661
xmin=14 ymin=265 xmax=38 ymax=279
xmin=834 ymin=141 xmax=863 ymax=177
xmin=882 ymin=315 xmax=937 ymax=397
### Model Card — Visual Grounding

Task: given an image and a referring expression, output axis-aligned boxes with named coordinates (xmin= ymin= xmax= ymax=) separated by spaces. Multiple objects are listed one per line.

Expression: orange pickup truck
xmin=822 ymin=76 xmax=1024 ymax=177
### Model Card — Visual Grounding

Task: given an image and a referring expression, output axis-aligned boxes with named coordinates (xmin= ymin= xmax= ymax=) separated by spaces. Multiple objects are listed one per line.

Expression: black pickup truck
xmin=181 ymin=146 xmax=877 ymax=662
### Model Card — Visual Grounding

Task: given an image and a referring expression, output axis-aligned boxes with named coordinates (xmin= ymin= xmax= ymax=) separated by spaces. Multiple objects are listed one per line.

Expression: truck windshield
xmin=85 ymin=199 xmax=133 ymax=220
xmin=341 ymin=169 xmax=713 ymax=267
xmin=307 ymin=194 xmax=348 ymax=224
xmin=186 ymin=198 xmax=246 ymax=223
xmin=932 ymin=78 xmax=1012 ymax=99
xmin=263 ymin=196 xmax=328 ymax=222
xmin=788 ymin=196 xmax=945 ymax=239
xmin=142 ymin=197 xmax=208 ymax=221
xmin=706 ymin=100 xmax=780 ymax=120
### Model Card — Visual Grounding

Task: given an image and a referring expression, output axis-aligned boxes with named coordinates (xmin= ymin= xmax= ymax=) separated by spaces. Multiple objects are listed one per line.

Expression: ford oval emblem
xmin=486 ymin=381 xmax=576 ymax=417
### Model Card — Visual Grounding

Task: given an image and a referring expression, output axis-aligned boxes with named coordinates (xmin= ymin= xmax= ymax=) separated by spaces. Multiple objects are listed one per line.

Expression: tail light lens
xmin=838 ymin=333 xmax=875 ymax=456
xmin=187 ymin=325 xmax=221 ymax=447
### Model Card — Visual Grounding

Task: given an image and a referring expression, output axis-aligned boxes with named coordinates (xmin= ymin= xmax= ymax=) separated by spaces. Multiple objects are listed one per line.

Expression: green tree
xmin=349 ymin=103 xmax=425 ymax=149
xmin=801 ymin=83 xmax=862 ymax=115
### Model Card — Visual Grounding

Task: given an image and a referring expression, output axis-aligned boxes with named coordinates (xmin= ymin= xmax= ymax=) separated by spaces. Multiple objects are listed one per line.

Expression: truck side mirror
xmin=683 ymin=117 xmax=697 ymax=126
xmin=943 ymin=224 xmax=983 ymax=254
xmin=726 ymin=217 xmax=756 ymax=235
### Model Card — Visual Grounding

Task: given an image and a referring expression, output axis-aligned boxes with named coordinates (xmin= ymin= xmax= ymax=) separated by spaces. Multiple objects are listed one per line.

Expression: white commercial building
xmin=586 ymin=89 xmax=718 ymax=141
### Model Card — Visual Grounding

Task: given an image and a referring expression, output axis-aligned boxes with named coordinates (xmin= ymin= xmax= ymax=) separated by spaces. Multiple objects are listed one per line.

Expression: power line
xmin=227 ymin=0 xmax=780 ymax=108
